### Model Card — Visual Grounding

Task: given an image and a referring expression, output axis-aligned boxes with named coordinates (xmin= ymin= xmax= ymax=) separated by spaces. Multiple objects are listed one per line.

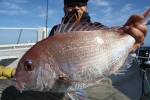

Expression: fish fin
xmin=56 ymin=17 xmax=107 ymax=34
xmin=62 ymin=15 xmax=75 ymax=32
xmin=84 ymin=23 xmax=99 ymax=31
xmin=82 ymin=23 xmax=93 ymax=31
xmin=113 ymin=54 xmax=135 ymax=76
xmin=65 ymin=91 xmax=89 ymax=100
xmin=78 ymin=23 xmax=90 ymax=31
xmin=72 ymin=23 xmax=85 ymax=31
xmin=113 ymin=70 xmax=127 ymax=75
xmin=56 ymin=19 xmax=65 ymax=33
xmin=67 ymin=21 xmax=77 ymax=32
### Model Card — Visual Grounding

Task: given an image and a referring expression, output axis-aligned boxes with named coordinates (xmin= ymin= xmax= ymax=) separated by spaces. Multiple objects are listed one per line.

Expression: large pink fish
xmin=13 ymin=8 xmax=150 ymax=93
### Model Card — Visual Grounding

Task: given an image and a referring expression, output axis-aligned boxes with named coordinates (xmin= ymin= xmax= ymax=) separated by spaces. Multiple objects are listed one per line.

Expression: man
xmin=49 ymin=0 xmax=147 ymax=100
xmin=49 ymin=0 xmax=105 ymax=36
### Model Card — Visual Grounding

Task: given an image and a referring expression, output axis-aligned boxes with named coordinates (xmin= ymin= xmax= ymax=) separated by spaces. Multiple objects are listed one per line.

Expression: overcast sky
xmin=0 ymin=0 xmax=149 ymax=45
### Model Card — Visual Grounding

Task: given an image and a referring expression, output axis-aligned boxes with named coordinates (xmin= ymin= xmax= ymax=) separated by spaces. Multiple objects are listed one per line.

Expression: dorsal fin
xmin=54 ymin=17 xmax=108 ymax=34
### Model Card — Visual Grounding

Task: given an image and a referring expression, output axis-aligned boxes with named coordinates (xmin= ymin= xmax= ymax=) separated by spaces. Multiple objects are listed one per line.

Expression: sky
xmin=0 ymin=0 xmax=150 ymax=46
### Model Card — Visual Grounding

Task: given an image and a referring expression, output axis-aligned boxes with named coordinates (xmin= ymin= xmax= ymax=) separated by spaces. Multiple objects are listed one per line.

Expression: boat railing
xmin=0 ymin=27 xmax=50 ymax=45
xmin=0 ymin=27 xmax=50 ymax=66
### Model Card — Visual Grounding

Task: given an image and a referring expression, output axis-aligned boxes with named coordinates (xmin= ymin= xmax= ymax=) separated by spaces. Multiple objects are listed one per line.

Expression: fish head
xmin=14 ymin=58 xmax=36 ymax=91
xmin=13 ymin=47 xmax=56 ymax=92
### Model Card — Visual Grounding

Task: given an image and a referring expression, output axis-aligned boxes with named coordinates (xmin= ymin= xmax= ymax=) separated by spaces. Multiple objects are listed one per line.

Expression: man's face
xmin=64 ymin=3 xmax=88 ymax=22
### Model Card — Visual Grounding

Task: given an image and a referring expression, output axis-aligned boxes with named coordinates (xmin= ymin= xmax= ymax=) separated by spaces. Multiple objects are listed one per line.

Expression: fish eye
xmin=24 ymin=60 xmax=33 ymax=71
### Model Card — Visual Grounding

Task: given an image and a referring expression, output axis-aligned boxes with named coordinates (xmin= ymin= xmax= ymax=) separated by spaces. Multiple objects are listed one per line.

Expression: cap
xmin=64 ymin=0 xmax=88 ymax=5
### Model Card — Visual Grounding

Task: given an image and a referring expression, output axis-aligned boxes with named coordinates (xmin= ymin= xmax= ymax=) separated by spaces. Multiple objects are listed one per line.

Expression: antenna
xmin=45 ymin=0 xmax=49 ymax=36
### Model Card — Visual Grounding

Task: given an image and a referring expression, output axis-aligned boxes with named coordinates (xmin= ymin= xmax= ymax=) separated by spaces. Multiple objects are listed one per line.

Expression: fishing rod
xmin=45 ymin=0 xmax=49 ymax=36
xmin=144 ymin=8 xmax=150 ymax=25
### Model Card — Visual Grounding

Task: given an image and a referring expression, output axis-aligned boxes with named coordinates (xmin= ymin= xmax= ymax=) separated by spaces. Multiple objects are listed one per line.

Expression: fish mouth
xmin=12 ymin=78 xmax=26 ymax=92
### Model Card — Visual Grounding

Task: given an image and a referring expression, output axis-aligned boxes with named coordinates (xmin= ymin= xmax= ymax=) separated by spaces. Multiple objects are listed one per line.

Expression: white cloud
xmin=0 ymin=1 xmax=28 ymax=15
xmin=0 ymin=1 xmax=22 ymax=10
xmin=0 ymin=9 xmax=28 ymax=15
xmin=2 ymin=2 xmax=22 ymax=10
xmin=91 ymin=3 xmax=141 ymax=26
xmin=88 ymin=1 xmax=142 ymax=26
xmin=88 ymin=0 xmax=113 ymax=24
xmin=121 ymin=4 xmax=133 ymax=13
xmin=12 ymin=0 xmax=28 ymax=3
xmin=38 ymin=9 xmax=55 ymax=18
xmin=35 ymin=6 xmax=56 ymax=19
xmin=89 ymin=0 xmax=110 ymax=7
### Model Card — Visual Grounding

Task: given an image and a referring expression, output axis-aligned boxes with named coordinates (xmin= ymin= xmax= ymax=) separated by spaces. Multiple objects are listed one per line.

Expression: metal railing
xmin=0 ymin=27 xmax=50 ymax=66
xmin=0 ymin=27 xmax=50 ymax=45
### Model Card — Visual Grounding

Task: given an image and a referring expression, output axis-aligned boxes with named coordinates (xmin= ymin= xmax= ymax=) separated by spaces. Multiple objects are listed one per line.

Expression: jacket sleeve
xmin=49 ymin=25 xmax=59 ymax=37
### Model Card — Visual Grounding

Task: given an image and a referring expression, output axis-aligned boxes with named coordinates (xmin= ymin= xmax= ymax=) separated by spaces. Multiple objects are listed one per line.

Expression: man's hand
xmin=122 ymin=15 xmax=148 ymax=52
